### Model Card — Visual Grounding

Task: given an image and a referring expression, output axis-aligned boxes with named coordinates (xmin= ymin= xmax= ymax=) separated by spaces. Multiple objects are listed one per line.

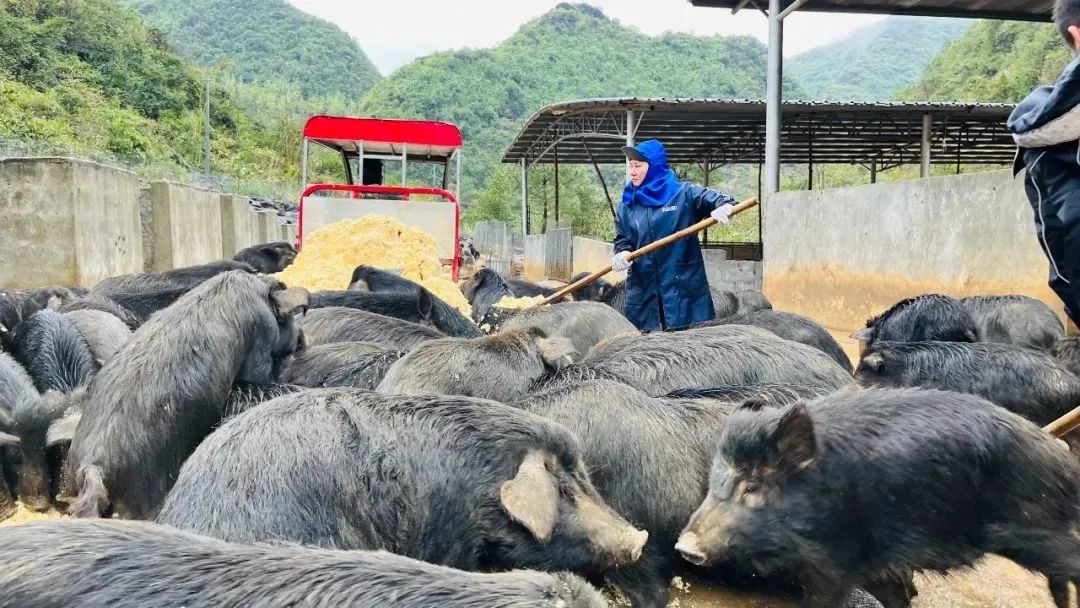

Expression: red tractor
xmin=298 ymin=115 xmax=464 ymax=280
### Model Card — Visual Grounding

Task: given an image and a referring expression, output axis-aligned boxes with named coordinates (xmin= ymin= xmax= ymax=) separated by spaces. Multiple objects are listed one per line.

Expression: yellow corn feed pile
xmin=0 ymin=503 xmax=66 ymax=526
xmin=276 ymin=216 xmax=472 ymax=316
xmin=494 ymin=295 xmax=547 ymax=309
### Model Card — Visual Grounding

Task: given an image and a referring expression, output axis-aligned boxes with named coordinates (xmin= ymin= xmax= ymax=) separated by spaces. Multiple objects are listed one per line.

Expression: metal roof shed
xmin=501 ymin=98 xmax=1014 ymax=240
xmin=687 ymin=0 xmax=1052 ymax=197
xmin=690 ymin=0 xmax=1050 ymax=22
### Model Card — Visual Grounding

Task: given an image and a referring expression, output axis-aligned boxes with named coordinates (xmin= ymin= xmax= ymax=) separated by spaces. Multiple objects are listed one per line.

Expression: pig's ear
xmin=536 ymin=337 xmax=577 ymax=370
xmin=0 ymin=431 xmax=20 ymax=448
xmin=46 ymin=412 xmax=82 ymax=447
xmin=500 ymin=450 xmax=558 ymax=542
xmin=773 ymin=403 xmax=816 ymax=474
xmin=849 ymin=327 xmax=873 ymax=342
xmin=860 ymin=352 xmax=885 ymax=373
xmin=417 ymin=288 xmax=436 ymax=321
xmin=273 ymin=287 xmax=309 ymax=316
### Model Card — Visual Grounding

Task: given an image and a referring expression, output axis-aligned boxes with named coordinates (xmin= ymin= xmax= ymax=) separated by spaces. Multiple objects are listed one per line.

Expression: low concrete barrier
xmin=764 ymin=169 xmax=1060 ymax=331
xmin=220 ymin=194 xmax=263 ymax=257
xmin=147 ymin=181 xmax=224 ymax=272
xmin=0 ymin=158 xmax=144 ymax=288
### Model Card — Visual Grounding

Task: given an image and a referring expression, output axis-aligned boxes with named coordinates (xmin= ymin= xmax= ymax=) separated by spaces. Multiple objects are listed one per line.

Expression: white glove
xmin=711 ymin=203 xmax=735 ymax=225
xmin=611 ymin=251 xmax=632 ymax=272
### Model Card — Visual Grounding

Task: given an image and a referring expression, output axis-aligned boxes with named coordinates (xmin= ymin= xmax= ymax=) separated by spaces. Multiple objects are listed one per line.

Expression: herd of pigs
xmin=1 ymin=240 xmax=1080 ymax=608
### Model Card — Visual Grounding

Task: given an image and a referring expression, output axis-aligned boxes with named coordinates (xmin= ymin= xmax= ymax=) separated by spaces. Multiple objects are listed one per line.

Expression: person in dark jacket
xmin=612 ymin=139 xmax=736 ymax=331
xmin=1009 ymin=0 xmax=1080 ymax=327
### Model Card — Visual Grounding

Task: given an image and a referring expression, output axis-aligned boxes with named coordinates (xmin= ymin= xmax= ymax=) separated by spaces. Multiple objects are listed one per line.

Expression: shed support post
xmin=625 ymin=109 xmax=636 ymax=183
xmin=870 ymin=161 xmax=877 ymax=184
xmin=301 ymin=138 xmax=309 ymax=187
xmin=921 ymin=112 xmax=932 ymax=179
xmin=520 ymin=158 xmax=528 ymax=236
xmin=764 ymin=0 xmax=783 ymax=196
xmin=554 ymin=146 xmax=560 ymax=225
xmin=703 ymin=158 xmax=711 ymax=245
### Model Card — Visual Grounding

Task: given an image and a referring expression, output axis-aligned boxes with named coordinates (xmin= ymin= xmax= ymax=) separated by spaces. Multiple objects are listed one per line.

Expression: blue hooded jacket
xmin=615 ymin=140 xmax=736 ymax=331
xmin=1010 ymin=52 xmax=1080 ymax=322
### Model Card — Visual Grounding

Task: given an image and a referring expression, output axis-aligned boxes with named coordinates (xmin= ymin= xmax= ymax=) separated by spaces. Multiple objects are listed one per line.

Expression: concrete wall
xmin=704 ymin=249 xmax=762 ymax=293
xmin=522 ymin=235 xmax=547 ymax=281
xmin=220 ymin=194 xmax=263 ymax=257
xmin=572 ymin=237 xmax=626 ymax=283
xmin=147 ymin=181 xmax=224 ymax=272
xmin=764 ymin=169 xmax=1058 ymax=332
xmin=0 ymin=158 xmax=144 ymax=288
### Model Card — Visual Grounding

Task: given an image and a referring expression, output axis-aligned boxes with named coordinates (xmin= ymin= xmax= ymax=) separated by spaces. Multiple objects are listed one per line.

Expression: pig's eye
xmin=743 ymin=480 xmax=760 ymax=494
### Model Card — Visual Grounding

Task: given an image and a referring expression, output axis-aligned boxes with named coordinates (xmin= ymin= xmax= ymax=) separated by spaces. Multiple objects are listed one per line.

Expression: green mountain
xmin=787 ymin=16 xmax=970 ymax=101
xmin=0 ymin=0 xmax=306 ymax=196
xmin=119 ymin=0 xmax=381 ymax=101
xmin=358 ymin=2 xmax=803 ymax=197
xmin=901 ymin=20 xmax=1070 ymax=103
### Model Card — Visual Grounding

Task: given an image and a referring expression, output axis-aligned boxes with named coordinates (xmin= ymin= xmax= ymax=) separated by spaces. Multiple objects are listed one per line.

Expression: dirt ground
xmin=662 ymin=558 xmax=1058 ymax=607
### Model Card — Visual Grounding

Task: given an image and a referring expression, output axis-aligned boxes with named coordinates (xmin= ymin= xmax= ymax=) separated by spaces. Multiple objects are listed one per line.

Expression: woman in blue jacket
xmin=612 ymin=139 xmax=736 ymax=331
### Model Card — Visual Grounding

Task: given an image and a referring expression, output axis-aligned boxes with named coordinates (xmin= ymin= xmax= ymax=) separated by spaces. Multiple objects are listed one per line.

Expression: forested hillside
xmin=787 ymin=17 xmax=970 ymax=101
xmin=359 ymin=3 xmax=802 ymax=199
xmin=120 ymin=0 xmax=381 ymax=101
xmin=901 ymin=21 xmax=1070 ymax=102
xmin=0 ymin=0 xmax=308 ymax=195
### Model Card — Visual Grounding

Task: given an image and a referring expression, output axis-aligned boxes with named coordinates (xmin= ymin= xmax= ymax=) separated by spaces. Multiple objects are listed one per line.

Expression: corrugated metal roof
xmin=689 ymin=0 xmax=1050 ymax=21
xmin=501 ymin=97 xmax=1016 ymax=169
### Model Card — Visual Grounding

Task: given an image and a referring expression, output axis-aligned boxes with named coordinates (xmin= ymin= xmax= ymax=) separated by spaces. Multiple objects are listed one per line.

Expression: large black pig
xmin=347 ymin=264 xmax=423 ymax=293
xmin=282 ymin=341 xmax=403 ymax=390
xmin=8 ymin=310 xmax=96 ymax=393
xmin=851 ymin=294 xmax=977 ymax=347
xmin=92 ymin=260 xmax=257 ymax=296
xmin=677 ymin=388 xmax=1080 ymax=608
xmin=960 ymin=294 xmax=1064 ymax=351
xmin=233 ymin=241 xmax=297 ymax=274
xmin=310 ymin=289 xmax=481 ymax=338
xmin=157 ymin=388 xmax=648 ymax=580
xmin=692 ymin=310 xmax=851 ymax=373
xmin=0 ymin=519 xmax=605 ymax=608
xmin=377 ymin=327 xmax=577 ymax=402
xmin=540 ymin=325 xmax=853 ymax=396
xmin=300 ymin=307 xmax=443 ymax=350
xmin=855 ymin=340 xmax=1080 ymax=426
xmin=67 ymin=272 xmax=308 ymax=519
xmin=497 ymin=301 xmax=636 ymax=361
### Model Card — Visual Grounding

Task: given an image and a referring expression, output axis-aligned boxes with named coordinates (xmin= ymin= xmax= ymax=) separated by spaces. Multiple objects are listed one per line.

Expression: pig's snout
xmin=575 ymin=491 xmax=648 ymax=566
xmin=615 ymin=528 xmax=649 ymax=566
xmin=675 ymin=532 xmax=709 ymax=566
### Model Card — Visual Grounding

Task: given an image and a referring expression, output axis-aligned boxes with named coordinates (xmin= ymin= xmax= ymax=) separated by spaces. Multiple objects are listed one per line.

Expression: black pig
xmin=855 ymin=340 xmax=1080 ymax=426
xmin=301 ymin=307 xmax=443 ymax=350
xmin=960 ymin=295 xmax=1064 ymax=351
xmin=850 ymin=294 xmax=977 ymax=347
xmin=233 ymin=241 xmax=297 ymax=273
xmin=0 ymin=519 xmax=606 ymax=608
xmin=67 ymin=272 xmax=308 ymax=519
xmin=678 ymin=388 xmax=1080 ymax=608
xmin=157 ymin=388 xmax=648 ymax=579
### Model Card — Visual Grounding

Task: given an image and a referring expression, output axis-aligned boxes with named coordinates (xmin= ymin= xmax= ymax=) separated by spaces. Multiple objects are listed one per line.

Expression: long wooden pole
xmin=1044 ymin=405 xmax=1080 ymax=438
xmin=536 ymin=197 xmax=759 ymax=306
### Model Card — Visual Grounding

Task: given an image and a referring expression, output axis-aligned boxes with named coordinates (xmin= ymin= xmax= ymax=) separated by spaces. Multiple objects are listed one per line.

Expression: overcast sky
xmin=287 ymin=0 xmax=886 ymax=75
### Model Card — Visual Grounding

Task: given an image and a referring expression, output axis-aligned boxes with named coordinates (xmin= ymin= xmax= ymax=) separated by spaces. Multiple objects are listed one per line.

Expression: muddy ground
xmin=663 ymin=558 xmax=1057 ymax=607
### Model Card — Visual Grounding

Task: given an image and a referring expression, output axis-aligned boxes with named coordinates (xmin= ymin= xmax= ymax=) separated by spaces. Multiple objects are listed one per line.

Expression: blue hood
xmin=621 ymin=140 xmax=683 ymax=207
xmin=1009 ymin=52 xmax=1080 ymax=164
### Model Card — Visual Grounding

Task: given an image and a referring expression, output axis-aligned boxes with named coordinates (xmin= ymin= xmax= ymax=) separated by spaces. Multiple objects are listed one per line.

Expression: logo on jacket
xmin=661 ymin=205 xmax=678 ymax=213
